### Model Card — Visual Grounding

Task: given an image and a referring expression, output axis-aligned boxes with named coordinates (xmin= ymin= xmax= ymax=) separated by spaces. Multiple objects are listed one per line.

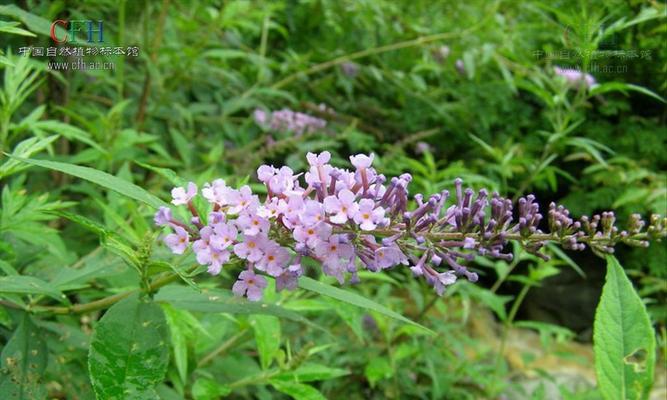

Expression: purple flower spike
xmin=155 ymin=151 xmax=666 ymax=301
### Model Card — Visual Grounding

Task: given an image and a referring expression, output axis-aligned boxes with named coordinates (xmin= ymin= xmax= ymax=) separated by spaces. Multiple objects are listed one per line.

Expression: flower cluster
xmin=554 ymin=66 xmax=597 ymax=88
xmin=254 ymin=108 xmax=327 ymax=136
xmin=155 ymin=152 xmax=666 ymax=301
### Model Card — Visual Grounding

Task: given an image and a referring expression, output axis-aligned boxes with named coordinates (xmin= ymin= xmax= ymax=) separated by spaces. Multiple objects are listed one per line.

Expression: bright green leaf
xmin=298 ymin=276 xmax=433 ymax=334
xmin=9 ymin=156 xmax=166 ymax=209
xmin=270 ymin=380 xmax=326 ymax=400
xmin=593 ymin=256 xmax=656 ymax=400
xmin=250 ymin=315 xmax=281 ymax=370
xmin=191 ymin=378 xmax=231 ymax=400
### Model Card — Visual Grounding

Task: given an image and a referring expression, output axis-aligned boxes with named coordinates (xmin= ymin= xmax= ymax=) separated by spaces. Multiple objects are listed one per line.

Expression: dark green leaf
xmin=88 ymin=294 xmax=170 ymax=400
xmin=0 ymin=313 xmax=47 ymax=399
xmin=0 ymin=275 xmax=66 ymax=302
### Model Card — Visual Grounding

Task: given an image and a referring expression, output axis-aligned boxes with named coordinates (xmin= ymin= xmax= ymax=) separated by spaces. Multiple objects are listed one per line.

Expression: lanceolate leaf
xmin=593 ymin=256 xmax=656 ymax=400
xmin=298 ymin=276 xmax=434 ymax=334
xmin=155 ymin=285 xmax=310 ymax=324
xmin=0 ymin=275 xmax=66 ymax=302
xmin=88 ymin=294 xmax=170 ymax=400
xmin=270 ymin=380 xmax=327 ymax=400
xmin=9 ymin=156 xmax=166 ymax=209
xmin=0 ymin=313 xmax=48 ymax=399
xmin=250 ymin=315 xmax=281 ymax=370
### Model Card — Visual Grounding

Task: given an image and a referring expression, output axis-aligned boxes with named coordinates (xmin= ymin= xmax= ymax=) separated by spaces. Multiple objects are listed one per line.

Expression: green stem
xmin=496 ymin=282 xmax=532 ymax=369
xmin=27 ymin=264 xmax=196 ymax=315
xmin=271 ymin=28 xmax=481 ymax=90
xmin=197 ymin=328 xmax=249 ymax=368
xmin=490 ymin=247 xmax=522 ymax=293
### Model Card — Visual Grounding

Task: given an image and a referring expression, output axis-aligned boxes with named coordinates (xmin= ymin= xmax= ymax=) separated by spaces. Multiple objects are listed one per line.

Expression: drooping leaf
xmin=298 ymin=277 xmax=433 ymax=334
xmin=273 ymin=363 xmax=349 ymax=382
xmin=593 ymin=256 xmax=656 ymax=400
xmin=161 ymin=304 xmax=189 ymax=385
xmin=88 ymin=294 xmax=170 ymax=400
xmin=0 ymin=313 xmax=47 ymax=399
xmin=155 ymin=285 xmax=309 ymax=324
xmin=270 ymin=380 xmax=326 ymax=400
xmin=0 ymin=275 xmax=66 ymax=302
xmin=9 ymin=156 xmax=166 ymax=209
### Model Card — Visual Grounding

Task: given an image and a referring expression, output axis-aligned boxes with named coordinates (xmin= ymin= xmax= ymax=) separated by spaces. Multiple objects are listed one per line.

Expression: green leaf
xmin=191 ymin=378 xmax=231 ymax=400
xmin=273 ymin=363 xmax=349 ymax=382
xmin=298 ymin=277 xmax=433 ymax=334
xmin=88 ymin=294 xmax=170 ymax=400
xmin=155 ymin=285 xmax=309 ymax=324
xmin=0 ymin=275 xmax=66 ymax=302
xmin=0 ymin=313 xmax=47 ymax=399
xmin=161 ymin=304 xmax=189 ymax=385
xmin=593 ymin=256 xmax=656 ymax=400
xmin=589 ymin=82 xmax=665 ymax=104
xmin=250 ymin=315 xmax=281 ymax=370
xmin=8 ymin=156 xmax=166 ymax=209
xmin=270 ymin=380 xmax=326 ymax=400
xmin=363 ymin=357 xmax=393 ymax=388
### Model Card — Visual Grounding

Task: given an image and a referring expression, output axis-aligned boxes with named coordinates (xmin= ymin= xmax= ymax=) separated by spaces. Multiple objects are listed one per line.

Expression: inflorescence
xmin=155 ymin=152 xmax=666 ymax=301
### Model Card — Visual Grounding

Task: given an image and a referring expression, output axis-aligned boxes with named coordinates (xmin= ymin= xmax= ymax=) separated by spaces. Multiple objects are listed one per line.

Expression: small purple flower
xmin=171 ymin=182 xmax=197 ymax=206
xmin=202 ymin=179 xmax=228 ymax=205
xmin=324 ymin=189 xmax=359 ymax=224
xmin=154 ymin=206 xmax=172 ymax=226
xmin=193 ymin=226 xmax=214 ymax=254
xmin=354 ymin=199 xmax=385 ymax=231
xmin=554 ymin=66 xmax=596 ymax=88
xmin=232 ymin=270 xmax=267 ymax=301
xmin=432 ymin=271 xmax=457 ymax=296
xmin=341 ymin=62 xmax=360 ymax=78
xmin=294 ymin=222 xmax=332 ymax=248
xmin=374 ymin=246 xmax=407 ymax=270
xmin=227 ymin=186 xmax=259 ymax=215
xmin=233 ymin=234 xmax=266 ymax=262
xmin=211 ymin=222 xmax=237 ymax=250
xmin=300 ymin=200 xmax=326 ymax=226
xmin=236 ymin=212 xmax=270 ymax=236
xmin=258 ymin=243 xmax=290 ymax=276
xmin=164 ymin=226 xmax=189 ymax=254
xmin=315 ymin=234 xmax=354 ymax=265
xmin=257 ymin=165 xmax=276 ymax=183
xmin=253 ymin=109 xmax=268 ymax=125
xmin=198 ymin=248 xmax=231 ymax=276
xmin=268 ymin=166 xmax=297 ymax=195
xmin=307 ymin=151 xmax=331 ymax=167
xmin=350 ymin=153 xmax=374 ymax=169
xmin=208 ymin=211 xmax=226 ymax=226
xmin=276 ymin=271 xmax=299 ymax=292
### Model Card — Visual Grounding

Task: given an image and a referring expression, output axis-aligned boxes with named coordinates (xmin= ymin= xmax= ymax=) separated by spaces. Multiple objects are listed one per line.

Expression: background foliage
xmin=0 ymin=0 xmax=665 ymax=399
